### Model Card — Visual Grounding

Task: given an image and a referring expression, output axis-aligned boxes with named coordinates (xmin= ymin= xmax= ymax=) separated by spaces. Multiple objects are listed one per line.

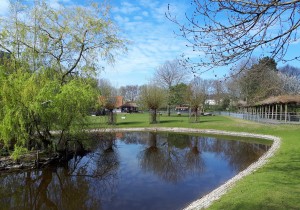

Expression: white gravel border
xmin=90 ymin=127 xmax=281 ymax=210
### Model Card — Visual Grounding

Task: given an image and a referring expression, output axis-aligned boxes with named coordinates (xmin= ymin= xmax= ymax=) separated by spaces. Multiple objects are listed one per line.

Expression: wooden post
xmin=285 ymin=103 xmax=288 ymax=122
xmin=275 ymin=104 xmax=278 ymax=120
xmin=280 ymin=104 xmax=283 ymax=121
xmin=36 ymin=150 xmax=39 ymax=168
xmin=265 ymin=106 xmax=268 ymax=119
xmin=260 ymin=106 xmax=262 ymax=118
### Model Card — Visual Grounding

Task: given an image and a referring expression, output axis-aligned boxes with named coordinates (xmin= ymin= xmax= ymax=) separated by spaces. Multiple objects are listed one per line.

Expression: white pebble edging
xmin=90 ymin=127 xmax=281 ymax=210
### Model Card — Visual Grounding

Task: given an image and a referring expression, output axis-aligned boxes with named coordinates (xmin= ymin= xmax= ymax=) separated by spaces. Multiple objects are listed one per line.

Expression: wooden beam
xmin=280 ymin=104 xmax=283 ymax=121
xmin=285 ymin=103 xmax=288 ymax=122
xmin=275 ymin=104 xmax=278 ymax=120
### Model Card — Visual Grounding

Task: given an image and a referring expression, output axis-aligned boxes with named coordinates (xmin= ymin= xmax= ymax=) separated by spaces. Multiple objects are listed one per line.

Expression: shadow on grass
xmin=159 ymin=119 xmax=186 ymax=124
xmin=117 ymin=121 xmax=144 ymax=125
xmin=199 ymin=119 xmax=224 ymax=123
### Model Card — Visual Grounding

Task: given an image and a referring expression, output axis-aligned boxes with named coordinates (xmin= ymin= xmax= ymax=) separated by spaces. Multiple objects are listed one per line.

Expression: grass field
xmin=88 ymin=113 xmax=300 ymax=209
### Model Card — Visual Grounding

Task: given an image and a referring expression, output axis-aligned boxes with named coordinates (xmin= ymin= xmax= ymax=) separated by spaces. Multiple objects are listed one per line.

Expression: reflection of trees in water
xmin=121 ymin=132 xmax=149 ymax=145
xmin=0 ymin=132 xmax=270 ymax=209
xmin=184 ymin=136 xmax=205 ymax=174
xmin=0 ymin=134 xmax=120 ymax=210
xmin=138 ymin=133 xmax=269 ymax=182
xmin=198 ymin=137 xmax=270 ymax=171
xmin=139 ymin=132 xmax=204 ymax=183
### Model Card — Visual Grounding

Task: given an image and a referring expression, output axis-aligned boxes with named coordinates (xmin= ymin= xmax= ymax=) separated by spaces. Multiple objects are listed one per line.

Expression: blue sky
xmin=0 ymin=0 xmax=299 ymax=87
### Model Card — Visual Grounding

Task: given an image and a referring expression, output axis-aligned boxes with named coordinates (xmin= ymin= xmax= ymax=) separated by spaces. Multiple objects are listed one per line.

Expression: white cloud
xmin=142 ymin=11 xmax=149 ymax=17
xmin=45 ymin=0 xmax=72 ymax=9
xmin=113 ymin=1 xmax=140 ymax=14
xmin=133 ymin=16 xmax=143 ymax=21
xmin=0 ymin=0 xmax=10 ymax=16
xmin=100 ymin=0 xmax=203 ymax=86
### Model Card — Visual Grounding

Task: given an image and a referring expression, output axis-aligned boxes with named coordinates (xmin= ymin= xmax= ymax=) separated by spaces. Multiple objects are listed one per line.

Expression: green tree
xmin=169 ymin=83 xmax=189 ymax=107
xmin=0 ymin=66 xmax=97 ymax=153
xmin=139 ymin=85 xmax=167 ymax=124
xmin=0 ymin=0 xmax=126 ymax=81
xmin=239 ymin=57 xmax=281 ymax=103
xmin=0 ymin=0 xmax=126 ymax=157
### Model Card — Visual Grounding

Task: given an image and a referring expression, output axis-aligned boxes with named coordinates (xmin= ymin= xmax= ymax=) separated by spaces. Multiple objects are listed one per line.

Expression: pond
xmin=0 ymin=131 xmax=271 ymax=210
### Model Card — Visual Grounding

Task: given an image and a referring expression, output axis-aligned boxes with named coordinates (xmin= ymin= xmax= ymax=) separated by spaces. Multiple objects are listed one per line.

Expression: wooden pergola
xmin=240 ymin=95 xmax=300 ymax=122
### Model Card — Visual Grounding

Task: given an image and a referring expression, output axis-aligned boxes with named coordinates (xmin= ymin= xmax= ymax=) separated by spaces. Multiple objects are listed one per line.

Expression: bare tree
xmin=119 ymin=85 xmax=139 ymax=101
xmin=279 ymin=64 xmax=300 ymax=78
xmin=167 ymin=1 xmax=300 ymax=74
xmin=187 ymin=77 xmax=208 ymax=123
xmin=154 ymin=59 xmax=189 ymax=116
xmin=154 ymin=59 xmax=188 ymax=88
xmin=278 ymin=72 xmax=300 ymax=95
xmin=210 ymin=80 xmax=226 ymax=106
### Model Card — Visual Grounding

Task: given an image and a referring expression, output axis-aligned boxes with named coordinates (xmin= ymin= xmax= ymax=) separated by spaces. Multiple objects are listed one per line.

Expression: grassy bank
xmin=88 ymin=113 xmax=300 ymax=209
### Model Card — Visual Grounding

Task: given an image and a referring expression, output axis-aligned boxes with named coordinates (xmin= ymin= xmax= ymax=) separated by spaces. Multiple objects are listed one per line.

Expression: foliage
xmin=11 ymin=145 xmax=28 ymax=161
xmin=138 ymin=85 xmax=167 ymax=123
xmin=0 ymin=0 xmax=126 ymax=154
xmin=0 ymin=65 xmax=98 ymax=150
xmin=224 ymin=57 xmax=282 ymax=104
xmin=170 ymin=83 xmax=189 ymax=107
xmin=0 ymin=0 xmax=127 ymax=82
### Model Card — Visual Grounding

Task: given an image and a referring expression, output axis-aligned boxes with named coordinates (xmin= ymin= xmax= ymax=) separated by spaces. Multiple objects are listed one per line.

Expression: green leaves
xmin=0 ymin=65 xmax=97 ymax=151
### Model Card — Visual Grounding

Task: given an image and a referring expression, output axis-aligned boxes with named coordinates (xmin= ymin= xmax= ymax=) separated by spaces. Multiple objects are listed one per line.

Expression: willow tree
xmin=187 ymin=78 xmax=208 ymax=123
xmin=0 ymin=1 xmax=126 ymax=157
xmin=167 ymin=0 xmax=300 ymax=75
xmin=0 ymin=0 xmax=126 ymax=80
xmin=139 ymin=85 xmax=167 ymax=124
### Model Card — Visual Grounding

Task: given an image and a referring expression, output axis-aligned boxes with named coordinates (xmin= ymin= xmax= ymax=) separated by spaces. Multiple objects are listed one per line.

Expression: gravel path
xmin=91 ymin=127 xmax=281 ymax=210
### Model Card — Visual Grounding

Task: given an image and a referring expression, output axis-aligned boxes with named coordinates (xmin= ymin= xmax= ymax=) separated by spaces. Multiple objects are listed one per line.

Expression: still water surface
xmin=0 ymin=132 xmax=270 ymax=210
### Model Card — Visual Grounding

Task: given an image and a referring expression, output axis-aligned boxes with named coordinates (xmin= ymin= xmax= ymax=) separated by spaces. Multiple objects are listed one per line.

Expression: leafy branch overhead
xmin=166 ymin=0 xmax=300 ymax=73
xmin=0 ymin=0 xmax=127 ymax=83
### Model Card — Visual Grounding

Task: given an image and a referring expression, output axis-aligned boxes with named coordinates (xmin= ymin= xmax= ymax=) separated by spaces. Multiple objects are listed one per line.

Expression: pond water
xmin=0 ymin=132 xmax=271 ymax=210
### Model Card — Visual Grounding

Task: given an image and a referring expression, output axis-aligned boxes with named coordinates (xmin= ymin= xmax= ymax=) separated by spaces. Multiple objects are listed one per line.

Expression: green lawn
xmin=87 ymin=113 xmax=300 ymax=209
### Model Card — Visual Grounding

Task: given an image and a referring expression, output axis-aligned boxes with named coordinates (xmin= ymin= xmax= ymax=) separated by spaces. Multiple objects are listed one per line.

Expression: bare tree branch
xmin=166 ymin=0 xmax=300 ymax=74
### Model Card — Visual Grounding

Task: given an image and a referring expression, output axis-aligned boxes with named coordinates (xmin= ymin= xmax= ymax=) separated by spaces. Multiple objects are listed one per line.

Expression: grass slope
xmin=88 ymin=113 xmax=300 ymax=209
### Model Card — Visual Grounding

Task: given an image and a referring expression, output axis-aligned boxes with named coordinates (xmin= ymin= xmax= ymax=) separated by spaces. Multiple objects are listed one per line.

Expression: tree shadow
xmin=117 ymin=121 xmax=143 ymax=125
xmin=159 ymin=119 xmax=186 ymax=124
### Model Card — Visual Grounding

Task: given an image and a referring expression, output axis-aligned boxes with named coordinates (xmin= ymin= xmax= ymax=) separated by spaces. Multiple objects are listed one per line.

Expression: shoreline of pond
xmin=0 ymin=127 xmax=280 ymax=210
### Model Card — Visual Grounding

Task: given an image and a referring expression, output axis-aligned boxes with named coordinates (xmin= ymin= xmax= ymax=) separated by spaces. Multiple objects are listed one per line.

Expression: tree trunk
xmin=167 ymin=104 xmax=171 ymax=116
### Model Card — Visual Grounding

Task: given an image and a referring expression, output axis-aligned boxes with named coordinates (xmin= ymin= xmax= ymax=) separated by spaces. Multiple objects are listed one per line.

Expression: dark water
xmin=0 ymin=132 xmax=270 ymax=210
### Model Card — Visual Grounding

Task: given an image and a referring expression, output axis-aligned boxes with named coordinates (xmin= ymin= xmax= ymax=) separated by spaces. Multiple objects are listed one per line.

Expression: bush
xmin=11 ymin=145 xmax=28 ymax=161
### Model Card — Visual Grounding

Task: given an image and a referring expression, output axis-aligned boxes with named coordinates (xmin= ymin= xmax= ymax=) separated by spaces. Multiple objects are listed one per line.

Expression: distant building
xmin=205 ymin=99 xmax=216 ymax=105
xmin=175 ymin=106 xmax=189 ymax=111
xmin=121 ymin=102 xmax=139 ymax=113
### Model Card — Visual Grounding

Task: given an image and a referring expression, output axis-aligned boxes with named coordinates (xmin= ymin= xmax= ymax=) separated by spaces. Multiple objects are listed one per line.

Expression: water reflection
xmin=138 ymin=133 xmax=205 ymax=183
xmin=0 ymin=132 xmax=270 ymax=210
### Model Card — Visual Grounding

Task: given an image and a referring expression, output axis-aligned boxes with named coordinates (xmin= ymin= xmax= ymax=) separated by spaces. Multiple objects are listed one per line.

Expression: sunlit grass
xmin=87 ymin=113 xmax=300 ymax=209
